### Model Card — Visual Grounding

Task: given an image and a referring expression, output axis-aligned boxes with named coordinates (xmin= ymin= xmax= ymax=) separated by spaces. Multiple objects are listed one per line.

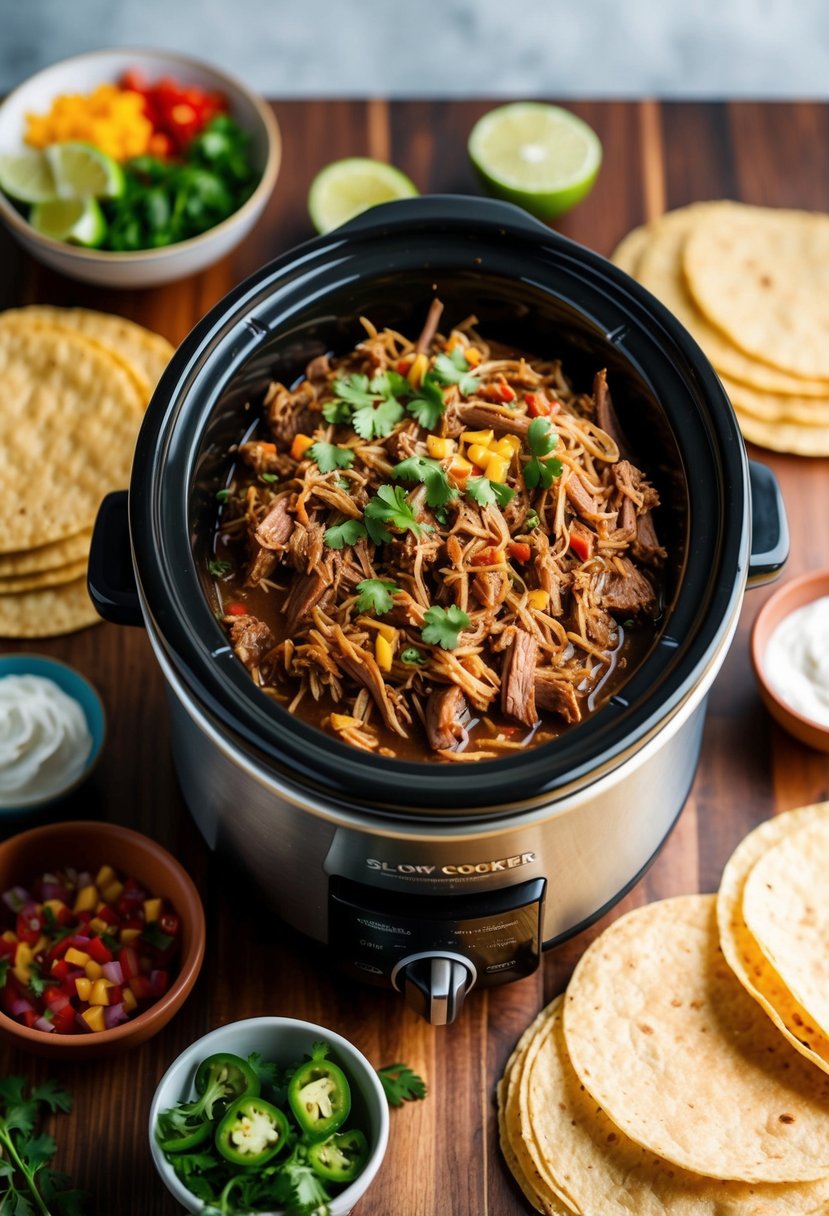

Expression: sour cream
xmin=764 ymin=595 xmax=829 ymax=727
xmin=0 ymin=675 xmax=92 ymax=807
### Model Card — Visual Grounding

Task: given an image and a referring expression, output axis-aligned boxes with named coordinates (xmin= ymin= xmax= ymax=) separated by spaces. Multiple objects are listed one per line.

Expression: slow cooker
xmin=89 ymin=196 xmax=787 ymax=1024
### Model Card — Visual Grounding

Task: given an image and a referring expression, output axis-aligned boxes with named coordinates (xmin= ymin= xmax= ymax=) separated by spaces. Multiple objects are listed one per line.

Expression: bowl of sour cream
xmin=751 ymin=570 xmax=829 ymax=752
xmin=0 ymin=655 xmax=106 ymax=811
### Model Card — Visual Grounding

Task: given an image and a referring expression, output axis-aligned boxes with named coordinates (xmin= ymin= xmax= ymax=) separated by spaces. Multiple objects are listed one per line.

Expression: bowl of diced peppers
xmin=0 ymin=819 xmax=205 ymax=1058
xmin=0 ymin=49 xmax=280 ymax=286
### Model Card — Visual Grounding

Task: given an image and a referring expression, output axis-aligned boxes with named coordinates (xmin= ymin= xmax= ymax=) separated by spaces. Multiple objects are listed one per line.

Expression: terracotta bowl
xmin=0 ymin=820 xmax=205 ymax=1059
xmin=751 ymin=568 xmax=829 ymax=752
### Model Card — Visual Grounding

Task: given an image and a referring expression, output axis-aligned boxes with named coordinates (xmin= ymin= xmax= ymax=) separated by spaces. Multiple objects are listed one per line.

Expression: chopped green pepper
xmin=215 ymin=1096 xmax=289 ymax=1166
xmin=307 ymin=1128 xmax=369 ymax=1183
xmin=287 ymin=1042 xmax=351 ymax=1140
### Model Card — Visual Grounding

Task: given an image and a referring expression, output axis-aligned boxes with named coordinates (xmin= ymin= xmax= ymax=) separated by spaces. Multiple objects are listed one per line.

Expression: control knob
xmin=391 ymin=951 xmax=477 ymax=1025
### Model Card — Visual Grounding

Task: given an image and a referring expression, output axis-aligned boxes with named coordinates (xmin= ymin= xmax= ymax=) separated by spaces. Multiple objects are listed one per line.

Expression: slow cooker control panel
xmin=328 ymin=876 xmax=546 ymax=1005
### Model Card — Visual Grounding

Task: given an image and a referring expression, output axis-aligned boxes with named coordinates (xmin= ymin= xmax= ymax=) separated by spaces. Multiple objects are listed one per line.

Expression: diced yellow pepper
xmin=90 ymin=978 xmax=113 ymax=1006
xmin=42 ymin=898 xmax=68 ymax=919
xmin=330 ymin=713 xmax=361 ymax=731
xmin=73 ymin=884 xmax=99 ymax=914
xmin=357 ymin=617 xmax=398 ymax=644
xmin=13 ymin=943 xmax=33 ymax=985
xmin=467 ymin=443 xmax=493 ymax=469
xmin=122 ymin=987 xmax=138 ymax=1013
xmin=65 ymin=946 xmax=90 ymax=967
xmin=290 ymin=433 xmax=315 ymax=461
xmin=464 ymin=346 xmax=482 ymax=367
xmin=84 ymin=960 xmax=103 ymax=981
xmin=500 ymin=433 xmax=522 ymax=455
xmin=485 ymin=453 xmax=510 ymax=484
xmin=407 ymin=352 xmax=429 ymax=389
xmin=95 ymin=865 xmax=117 ymax=889
xmin=426 ymin=434 xmax=456 ymax=460
xmin=120 ymin=927 xmax=142 ymax=945
xmin=375 ymin=634 xmax=393 ymax=672
xmin=448 ymin=455 xmax=474 ymax=484
xmin=461 ymin=429 xmax=495 ymax=447
xmin=88 ymin=917 xmax=109 ymax=936
xmin=75 ymin=976 xmax=92 ymax=1002
xmin=30 ymin=935 xmax=48 ymax=959
xmin=81 ymin=1005 xmax=106 ymax=1032
xmin=143 ymin=898 xmax=163 ymax=924
xmin=101 ymin=880 xmax=124 ymax=903
xmin=493 ymin=436 xmax=516 ymax=459
xmin=527 ymin=589 xmax=550 ymax=611
xmin=1 ymin=930 xmax=16 ymax=944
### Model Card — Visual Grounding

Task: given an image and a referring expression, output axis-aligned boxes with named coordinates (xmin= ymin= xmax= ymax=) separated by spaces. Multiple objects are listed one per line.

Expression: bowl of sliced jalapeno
xmin=148 ymin=1015 xmax=389 ymax=1215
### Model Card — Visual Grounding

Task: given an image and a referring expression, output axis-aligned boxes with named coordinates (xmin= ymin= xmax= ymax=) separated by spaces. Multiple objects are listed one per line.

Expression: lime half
xmin=29 ymin=196 xmax=106 ymax=247
xmin=0 ymin=152 xmax=57 ymax=203
xmin=45 ymin=141 xmax=125 ymax=200
xmin=308 ymin=158 xmax=418 ymax=234
xmin=468 ymin=102 xmax=602 ymax=220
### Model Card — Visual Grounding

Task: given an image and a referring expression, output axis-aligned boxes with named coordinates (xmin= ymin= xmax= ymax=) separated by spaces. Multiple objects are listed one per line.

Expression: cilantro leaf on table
xmin=393 ymin=456 xmax=458 ymax=509
xmin=0 ymin=1075 xmax=86 ymax=1216
xmin=421 ymin=604 xmax=470 ymax=650
xmin=405 ymin=374 xmax=447 ymax=430
xmin=465 ymin=476 xmax=516 ymax=509
xmin=364 ymin=485 xmax=432 ymax=545
xmin=355 ymin=578 xmax=400 ymax=615
xmin=377 ymin=1063 xmax=428 ymax=1107
xmin=308 ymin=441 xmax=355 ymax=474
xmin=432 ymin=348 xmax=480 ymax=397
xmin=324 ymin=519 xmax=368 ymax=550
xmin=523 ymin=416 xmax=562 ymax=491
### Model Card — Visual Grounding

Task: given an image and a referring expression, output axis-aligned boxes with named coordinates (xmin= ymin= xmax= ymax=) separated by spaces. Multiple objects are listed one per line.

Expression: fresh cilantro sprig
xmin=324 ymin=519 xmax=368 ymax=549
xmin=355 ymin=578 xmax=400 ymax=615
xmin=421 ymin=604 xmax=470 ymax=650
xmin=364 ymin=485 xmax=432 ymax=545
xmin=0 ymin=1076 xmax=87 ymax=1216
xmin=432 ymin=347 xmax=480 ymax=396
xmin=393 ymin=456 xmax=458 ymax=509
xmin=328 ymin=372 xmax=408 ymax=439
xmin=523 ymin=416 xmax=563 ymax=491
xmin=308 ymin=441 xmax=355 ymax=474
xmin=377 ymin=1063 xmax=428 ymax=1107
xmin=465 ymin=476 xmax=516 ymax=510
xmin=405 ymin=374 xmax=447 ymax=430
xmin=207 ymin=558 xmax=233 ymax=578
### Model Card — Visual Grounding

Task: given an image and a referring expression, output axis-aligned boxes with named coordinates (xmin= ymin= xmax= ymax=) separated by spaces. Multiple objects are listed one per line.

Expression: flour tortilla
xmin=563 ymin=894 xmax=829 ymax=1182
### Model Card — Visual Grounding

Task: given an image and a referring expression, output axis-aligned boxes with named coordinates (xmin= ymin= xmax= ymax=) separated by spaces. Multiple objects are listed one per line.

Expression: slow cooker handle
xmin=748 ymin=461 xmax=789 ymax=588
xmin=87 ymin=491 xmax=144 ymax=627
xmin=335 ymin=193 xmax=553 ymax=240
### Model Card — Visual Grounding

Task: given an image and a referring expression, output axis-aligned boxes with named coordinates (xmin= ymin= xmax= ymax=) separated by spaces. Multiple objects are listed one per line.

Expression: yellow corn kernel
xmin=426 ymin=434 xmax=455 ymax=460
xmin=375 ymin=634 xmax=393 ymax=672
xmin=500 ymin=433 xmax=522 ymax=455
xmin=81 ymin=1005 xmax=106 ymax=1032
xmin=357 ymin=617 xmax=398 ymax=644
xmin=143 ymin=898 xmax=163 ymax=924
xmin=407 ymin=352 xmax=429 ymax=389
xmin=74 ymin=976 xmax=92 ymax=1002
xmin=88 ymin=917 xmax=109 ymax=936
xmin=101 ymin=880 xmax=124 ymax=903
xmin=122 ymin=986 xmax=138 ymax=1014
xmin=13 ymin=943 xmax=33 ymax=985
xmin=95 ymin=865 xmax=117 ymax=889
xmin=42 ymin=898 xmax=68 ymax=919
xmin=527 ymin=589 xmax=550 ymax=611
xmin=485 ymin=453 xmax=510 ymax=484
xmin=290 ymin=433 xmax=315 ymax=461
xmin=73 ymin=884 xmax=99 ymax=914
xmin=493 ymin=436 xmax=516 ymax=459
xmin=84 ymin=960 xmax=103 ymax=981
xmin=120 ymin=927 xmax=142 ymax=945
xmin=89 ymin=978 xmax=113 ymax=1006
xmin=448 ymin=455 xmax=474 ymax=483
xmin=330 ymin=713 xmax=361 ymax=731
xmin=461 ymin=429 xmax=495 ymax=447
xmin=467 ymin=443 xmax=492 ymax=469
xmin=464 ymin=346 xmax=482 ymax=367
xmin=65 ymin=946 xmax=90 ymax=967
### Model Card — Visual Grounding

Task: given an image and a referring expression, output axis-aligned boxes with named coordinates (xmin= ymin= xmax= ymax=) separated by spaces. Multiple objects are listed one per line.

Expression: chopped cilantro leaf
xmin=141 ymin=922 xmax=174 ymax=952
xmin=329 ymin=371 xmax=408 ymax=439
xmin=466 ymin=476 xmax=515 ymax=509
xmin=308 ymin=441 xmax=355 ymax=474
xmin=355 ymin=578 xmax=400 ymax=615
xmin=364 ymin=485 xmax=432 ymax=545
xmin=524 ymin=416 xmax=563 ymax=491
xmin=324 ymin=519 xmax=368 ymax=549
xmin=0 ymin=959 xmax=8 ymax=987
xmin=352 ymin=396 xmax=405 ymax=439
xmin=207 ymin=558 xmax=232 ymax=578
xmin=400 ymin=647 xmax=426 ymax=665
xmin=377 ymin=1062 xmax=428 ymax=1106
xmin=432 ymin=348 xmax=480 ymax=396
xmin=421 ymin=604 xmax=470 ymax=650
xmin=259 ymin=472 xmax=279 ymax=484
xmin=27 ymin=964 xmax=48 ymax=999
xmin=393 ymin=456 xmax=458 ymax=509
xmin=322 ymin=399 xmax=352 ymax=424
xmin=331 ymin=373 xmax=375 ymax=409
xmin=406 ymin=374 xmax=446 ymax=430
xmin=215 ymin=488 xmax=231 ymax=503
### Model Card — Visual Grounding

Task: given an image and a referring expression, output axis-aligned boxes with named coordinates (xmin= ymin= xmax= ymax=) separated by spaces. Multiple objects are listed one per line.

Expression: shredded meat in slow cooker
xmin=207 ymin=303 xmax=666 ymax=761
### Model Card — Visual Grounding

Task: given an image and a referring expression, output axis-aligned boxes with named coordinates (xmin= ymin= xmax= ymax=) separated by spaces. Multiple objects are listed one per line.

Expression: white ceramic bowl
xmin=0 ymin=48 xmax=281 ymax=287
xmin=149 ymin=1016 xmax=389 ymax=1215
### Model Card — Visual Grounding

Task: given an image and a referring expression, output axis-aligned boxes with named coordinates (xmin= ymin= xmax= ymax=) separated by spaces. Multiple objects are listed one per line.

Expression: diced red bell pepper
xmin=129 ymin=975 xmax=154 ymax=1003
xmin=86 ymin=936 xmax=113 ymax=965
xmin=525 ymin=393 xmax=551 ymax=418
xmin=159 ymin=913 xmax=180 ymax=938
xmin=508 ymin=541 xmax=532 ymax=563
xmin=94 ymin=904 xmax=119 ymax=926
xmin=569 ymin=531 xmax=593 ymax=562
xmin=471 ymin=546 xmax=504 ymax=567
xmin=21 ymin=1010 xmax=39 ymax=1028
xmin=149 ymin=970 xmax=170 ymax=999
xmin=0 ymin=937 xmax=15 ymax=960
xmin=15 ymin=909 xmax=43 ymax=945
xmin=52 ymin=1004 xmax=78 ymax=1035
xmin=42 ymin=986 xmax=65 ymax=1008
xmin=50 ymin=958 xmax=72 ymax=982
xmin=225 ymin=602 xmax=248 ymax=616
xmin=118 ymin=946 xmax=140 ymax=980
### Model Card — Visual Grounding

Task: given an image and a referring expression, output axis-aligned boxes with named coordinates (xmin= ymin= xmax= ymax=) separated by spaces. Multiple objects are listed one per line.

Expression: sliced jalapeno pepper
xmin=215 ymin=1096 xmax=290 ymax=1166
xmin=155 ymin=1115 xmax=213 ymax=1155
xmin=307 ymin=1128 xmax=369 ymax=1183
xmin=191 ymin=1051 xmax=260 ymax=1121
xmin=287 ymin=1043 xmax=351 ymax=1140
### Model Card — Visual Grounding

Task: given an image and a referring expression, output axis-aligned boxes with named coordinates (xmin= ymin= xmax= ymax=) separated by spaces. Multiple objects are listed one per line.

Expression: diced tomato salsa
xmin=0 ymin=864 xmax=181 ymax=1035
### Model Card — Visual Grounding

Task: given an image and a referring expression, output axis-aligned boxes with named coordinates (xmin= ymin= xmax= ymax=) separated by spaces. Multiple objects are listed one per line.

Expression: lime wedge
xmin=45 ymin=141 xmax=125 ymax=200
xmin=29 ymin=196 xmax=107 ymax=247
xmin=468 ymin=102 xmax=602 ymax=221
xmin=0 ymin=151 xmax=57 ymax=203
xmin=308 ymin=158 xmax=418 ymax=234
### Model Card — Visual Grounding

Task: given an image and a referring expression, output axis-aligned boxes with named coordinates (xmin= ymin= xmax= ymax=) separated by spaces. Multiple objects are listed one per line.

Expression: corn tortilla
xmin=0 ymin=557 xmax=87 ymax=594
xmin=0 ymin=529 xmax=91 ymax=577
xmin=733 ymin=407 xmax=829 ymax=456
xmin=608 ymin=221 xmax=652 ymax=276
xmin=0 ymin=576 xmax=99 ymax=637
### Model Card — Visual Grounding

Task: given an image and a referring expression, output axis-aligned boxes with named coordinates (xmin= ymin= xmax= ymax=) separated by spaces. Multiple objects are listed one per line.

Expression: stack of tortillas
xmin=498 ymin=801 xmax=829 ymax=1214
xmin=0 ymin=307 xmax=173 ymax=637
xmin=611 ymin=201 xmax=829 ymax=455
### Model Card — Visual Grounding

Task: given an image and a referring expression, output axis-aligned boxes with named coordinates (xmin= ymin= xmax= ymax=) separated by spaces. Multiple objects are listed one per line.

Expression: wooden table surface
xmin=2 ymin=99 xmax=829 ymax=1216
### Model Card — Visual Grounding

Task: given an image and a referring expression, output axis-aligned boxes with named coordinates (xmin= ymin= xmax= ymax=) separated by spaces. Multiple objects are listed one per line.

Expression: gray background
xmin=2 ymin=0 xmax=828 ymax=96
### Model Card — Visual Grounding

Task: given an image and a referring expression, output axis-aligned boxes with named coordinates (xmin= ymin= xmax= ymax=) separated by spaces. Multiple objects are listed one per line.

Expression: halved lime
xmin=468 ymin=102 xmax=602 ymax=221
xmin=29 ymin=196 xmax=107 ymax=247
xmin=45 ymin=141 xmax=125 ymax=200
xmin=0 ymin=151 xmax=57 ymax=203
xmin=308 ymin=158 xmax=418 ymax=234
